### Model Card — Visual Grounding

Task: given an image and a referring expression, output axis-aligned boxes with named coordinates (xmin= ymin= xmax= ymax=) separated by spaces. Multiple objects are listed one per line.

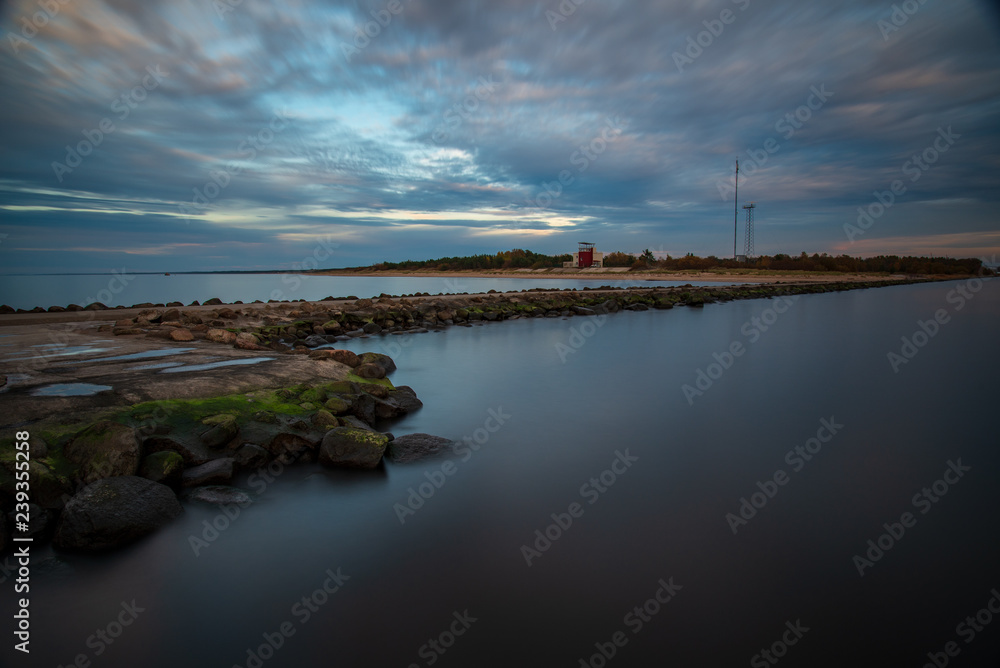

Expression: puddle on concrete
xmin=160 ymin=357 xmax=274 ymax=373
xmin=0 ymin=373 xmax=31 ymax=393
xmin=5 ymin=346 xmax=119 ymax=361
xmin=31 ymin=383 xmax=113 ymax=397
xmin=128 ymin=361 xmax=187 ymax=371
xmin=64 ymin=348 xmax=197 ymax=364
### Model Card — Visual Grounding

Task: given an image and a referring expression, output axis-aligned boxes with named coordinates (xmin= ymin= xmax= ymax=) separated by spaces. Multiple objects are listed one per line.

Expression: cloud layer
xmin=1 ymin=0 xmax=999 ymax=272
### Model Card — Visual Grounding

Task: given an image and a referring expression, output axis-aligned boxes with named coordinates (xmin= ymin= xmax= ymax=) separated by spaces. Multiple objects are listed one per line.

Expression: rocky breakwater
xmin=91 ymin=279 xmax=933 ymax=354
xmin=0 ymin=351 xmax=423 ymax=552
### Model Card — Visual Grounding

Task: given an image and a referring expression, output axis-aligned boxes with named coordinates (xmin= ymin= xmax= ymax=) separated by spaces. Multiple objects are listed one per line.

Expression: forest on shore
xmin=344 ymin=249 xmax=987 ymax=275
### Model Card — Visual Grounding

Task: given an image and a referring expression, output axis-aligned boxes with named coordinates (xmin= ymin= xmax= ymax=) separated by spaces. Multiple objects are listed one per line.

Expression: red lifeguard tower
xmin=577 ymin=242 xmax=596 ymax=268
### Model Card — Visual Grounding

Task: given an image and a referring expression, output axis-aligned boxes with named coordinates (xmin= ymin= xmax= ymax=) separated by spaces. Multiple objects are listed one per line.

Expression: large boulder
xmin=139 ymin=451 xmax=184 ymax=487
xmin=64 ymin=421 xmax=140 ymax=484
xmin=206 ymin=328 xmax=237 ymax=344
xmin=54 ymin=477 xmax=182 ymax=552
xmin=319 ymin=428 xmax=388 ymax=469
xmin=385 ymin=386 xmax=423 ymax=414
xmin=181 ymin=458 xmax=236 ymax=487
xmin=354 ymin=363 xmax=386 ymax=379
xmin=143 ymin=436 xmax=214 ymax=466
xmin=387 ymin=433 xmax=454 ymax=464
xmin=358 ymin=352 xmax=396 ymax=375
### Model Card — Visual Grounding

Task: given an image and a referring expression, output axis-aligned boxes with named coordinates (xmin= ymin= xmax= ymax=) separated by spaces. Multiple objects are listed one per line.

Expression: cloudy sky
xmin=1 ymin=0 xmax=998 ymax=273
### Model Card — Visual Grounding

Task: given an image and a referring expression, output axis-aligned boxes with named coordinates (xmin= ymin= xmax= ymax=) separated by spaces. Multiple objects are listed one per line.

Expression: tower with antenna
xmin=733 ymin=158 xmax=739 ymax=260
xmin=742 ymin=202 xmax=756 ymax=262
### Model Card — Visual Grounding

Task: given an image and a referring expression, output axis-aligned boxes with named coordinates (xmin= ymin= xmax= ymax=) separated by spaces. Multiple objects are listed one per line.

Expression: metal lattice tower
xmin=742 ymin=202 xmax=756 ymax=260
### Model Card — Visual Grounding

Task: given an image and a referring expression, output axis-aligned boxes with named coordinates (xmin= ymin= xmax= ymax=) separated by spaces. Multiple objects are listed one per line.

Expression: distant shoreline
xmin=309 ymin=269 xmax=919 ymax=284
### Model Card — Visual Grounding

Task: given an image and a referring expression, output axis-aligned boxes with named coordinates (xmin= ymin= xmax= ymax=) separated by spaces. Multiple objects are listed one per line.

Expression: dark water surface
xmin=3 ymin=280 xmax=999 ymax=667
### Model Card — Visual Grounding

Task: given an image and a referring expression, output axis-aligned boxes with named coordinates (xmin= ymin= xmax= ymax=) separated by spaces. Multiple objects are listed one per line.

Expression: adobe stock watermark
xmin=6 ymin=0 xmax=73 ymax=57
xmin=577 ymin=578 xmax=682 ymax=668
xmin=524 ymin=115 xmax=627 ymax=210
xmin=554 ymin=304 xmax=615 ymax=363
xmin=519 ymin=449 xmax=638 ymax=567
xmin=852 ymin=458 xmax=971 ymax=577
xmin=750 ymin=620 xmax=810 ymax=667
xmin=431 ymin=75 xmax=502 ymax=143
xmin=922 ymin=587 xmax=1000 ymax=668
xmin=51 ymin=65 xmax=169 ymax=183
xmin=54 ymin=600 xmax=145 ymax=668
xmin=682 ymin=295 xmax=799 ymax=404
xmin=393 ymin=406 xmax=511 ymax=524
xmin=178 ymin=109 xmax=291 ymax=222
xmin=887 ymin=259 xmax=994 ymax=373
xmin=672 ymin=0 xmax=752 ymax=73
xmin=231 ymin=567 xmax=349 ymax=668
xmin=877 ymin=0 xmax=930 ymax=41
xmin=844 ymin=126 xmax=960 ymax=242
xmin=340 ymin=0 xmax=414 ymax=62
xmin=716 ymin=85 xmax=834 ymax=201
xmin=725 ymin=417 xmax=844 ymax=534
xmin=406 ymin=610 xmax=478 ymax=668
xmin=545 ymin=0 xmax=587 ymax=31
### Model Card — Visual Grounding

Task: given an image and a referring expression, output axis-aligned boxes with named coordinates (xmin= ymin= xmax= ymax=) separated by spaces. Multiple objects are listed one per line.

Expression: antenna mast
xmin=733 ymin=158 xmax=739 ymax=260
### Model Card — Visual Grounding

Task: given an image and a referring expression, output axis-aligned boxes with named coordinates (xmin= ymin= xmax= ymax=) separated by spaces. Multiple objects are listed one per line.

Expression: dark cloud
xmin=0 ymin=0 xmax=998 ymax=273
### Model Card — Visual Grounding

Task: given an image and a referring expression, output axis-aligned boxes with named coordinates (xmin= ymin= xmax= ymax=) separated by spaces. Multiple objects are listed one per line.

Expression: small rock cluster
xmin=0 ymin=352 xmax=443 ymax=553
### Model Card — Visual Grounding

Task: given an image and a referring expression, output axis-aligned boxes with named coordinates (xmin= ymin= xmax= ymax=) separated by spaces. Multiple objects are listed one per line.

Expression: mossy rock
xmin=323 ymin=396 xmax=352 ymax=415
xmin=311 ymin=410 xmax=340 ymax=429
xmin=199 ymin=414 xmax=239 ymax=448
xmin=318 ymin=428 xmax=388 ymax=469
xmin=64 ymin=421 xmax=141 ymax=484
xmin=299 ymin=388 xmax=326 ymax=404
xmin=140 ymin=451 xmax=184 ymax=487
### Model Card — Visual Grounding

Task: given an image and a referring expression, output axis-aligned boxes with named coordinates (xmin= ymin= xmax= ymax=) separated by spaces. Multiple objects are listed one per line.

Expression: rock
xmin=200 ymin=414 xmax=239 ymax=449
xmin=139 ymin=451 xmax=184 ymax=487
xmin=323 ymin=396 xmax=351 ymax=415
xmin=64 ymin=421 xmax=141 ymax=484
xmin=204 ymin=297 xmax=223 ymax=305
xmin=311 ymin=409 xmax=340 ymax=429
xmin=354 ymin=362 xmax=386 ymax=379
xmin=358 ymin=382 xmax=389 ymax=399
xmin=235 ymin=332 xmax=266 ymax=350
xmin=54 ymin=477 xmax=182 ymax=552
xmin=340 ymin=416 xmax=374 ymax=431
xmin=385 ymin=386 xmax=423 ymax=414
xmin=308 ymin=349 xmax=360 ymax=367
xmin=387 ymin=433 xmax=454 ymax=464
xmin=185 ymin=485 xmax=252 ymax=506
xmin=483 ymin=311 xmax=499 ymax=321
xmin=597 ymin=299 xmax=619 ymax=313
xmin=234 ymin=443 xmax=270 ymax=469
xmin=162 ymin=308 xmax=182 ymax=322
xmin=304 ymin=335 xmax=328 ymax=348
xmin=206 ymin=328 xmax=237 ymax=344
xmin=319 ymin=428 xmax=388 ymax=469
xmin=142 ymin=436 xmax=213 ymax=466
xmin=181 ymin=458 xmax=236 ymax=487
xmin=362 ymin=321 xmax=381 ymax=334
xmin=353 ymin=298 xmax=373 ymax=308
xmin=29 ymin=435 xmax=48 ymax=459
xmin=571 ymin=306 xmax=596 ymax=316
xmin=169 ymin=328 xmax=195 ymax=341
xmin=267 ymin=433 xmax=315 ymax=464
xmin=252 ymin=410 xmax=278 ymax=424
xmin=358 ymin=352 xmax=397 ymax=375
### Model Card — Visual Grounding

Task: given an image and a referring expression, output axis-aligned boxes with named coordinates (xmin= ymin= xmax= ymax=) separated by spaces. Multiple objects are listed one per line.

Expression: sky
xmin=1 ymin=0 xmax=999 ymax=273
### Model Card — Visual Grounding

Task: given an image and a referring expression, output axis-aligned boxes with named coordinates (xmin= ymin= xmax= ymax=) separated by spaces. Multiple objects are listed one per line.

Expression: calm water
xmin=2 ymin=280 xmax=999 ymax=667
xmin=0 ymin=273 xmax=717 ymax=310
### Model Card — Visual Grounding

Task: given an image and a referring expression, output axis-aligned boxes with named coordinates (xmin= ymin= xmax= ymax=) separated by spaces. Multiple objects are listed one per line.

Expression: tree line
xmin=351 ymin=249 xmax=987 ymax=275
